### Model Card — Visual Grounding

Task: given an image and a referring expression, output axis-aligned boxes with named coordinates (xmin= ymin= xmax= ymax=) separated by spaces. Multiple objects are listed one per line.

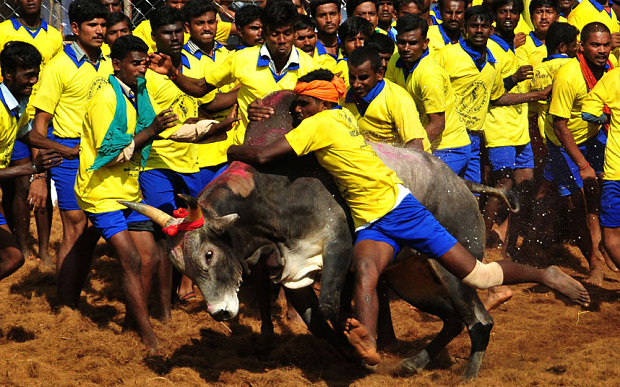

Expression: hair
xmin=294 ymin=14 xmax=316 ymax=31
xmin=106 ymin=11 xmax=132 ymax=29
xmin=437 ymin=0 xmax=468 ymax=13
xmin=68 ymin=0 xmax=108 ymax=26
xmin=235 ymin=5 xmax=262 ymax=29
xmin=394 ymin=0 xmax=425 ymax=12
xmin=150 ymin=6 xmax=184 ymax=31
xmin=395 ymin=13 xmax=429 ymax=38
xmin=349 ymin=46 xmax=381 ymax=72
xmin=346 ymin=0 xmax=379 ymax=17
xmin=545 ymin=22 xmax=578 ymax=53
xmin=365 ymin=32 xmax=395 ymax=55
xmin=260 ymin=0 xmax=298 ymax=31
xmin=309 ymin=0 xmax=341 ymax=17
xmin=581 ymin=22 xmax=611 ymax=44
xmin=464 ymin=5 xmax=493 ymax=25
xmin=338 ymin=16 xmax=374 ymax=41
xmin=529 ymin=0 xmax=558 ymax=16
xmin=110 ymin=35 xmax=149 ymax=60
xmin=183 ymin=0 xmax=218 ymax=22
xmin=298 ymin=68 xmax=336 ymax=83
xmin=0 ymin=41 xmax=42 ymax=77
xmin=492 ymin=0 xmax=524 ymax=14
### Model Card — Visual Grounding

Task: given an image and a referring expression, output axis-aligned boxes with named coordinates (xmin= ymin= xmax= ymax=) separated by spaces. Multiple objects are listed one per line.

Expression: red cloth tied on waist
xmin=162 ymin=207 xmax=204 ymax=236
xmin=577 ymin=52 xmax=613 ymax=116
xmin=293 ymin=76 xmax=347 ymax=103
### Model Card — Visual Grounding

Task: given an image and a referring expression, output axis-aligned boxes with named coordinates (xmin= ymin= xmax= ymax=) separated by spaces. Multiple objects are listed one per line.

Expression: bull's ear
xmin=208 ymin=213 xmax=240 ymax=234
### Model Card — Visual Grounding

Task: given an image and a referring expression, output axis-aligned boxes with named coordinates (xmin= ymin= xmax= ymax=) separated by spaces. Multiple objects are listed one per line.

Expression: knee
xmin=352 ymin=258 xmax=380 ymax=289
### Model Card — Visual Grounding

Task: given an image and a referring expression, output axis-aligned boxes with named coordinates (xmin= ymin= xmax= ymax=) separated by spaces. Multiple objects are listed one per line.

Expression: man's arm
xmin=27 ymin=109 xmax=79 ymax=159
xmin=0 ymin=149 xmax=61 ymax=181
xmin=201 ymin=87 xmax=239 ymax=115
xmin=227 ymin=136 xmax=295 ymax=165
xmin=424 ymin=112 xmax=445 ymax=144
xmin=404 ymin=138 xmax=425 ymax=151
xmin=148 ymin=53 xmax=217 ymax=98
xmin=552 ymin=115 xmax=596 ymax=181
xmin=492 ymin=85 xmax=550 ymax=106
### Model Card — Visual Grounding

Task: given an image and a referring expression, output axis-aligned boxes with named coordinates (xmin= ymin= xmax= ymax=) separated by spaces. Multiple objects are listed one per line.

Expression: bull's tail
xmin=463 ymin=180 xmax=520 ymax=213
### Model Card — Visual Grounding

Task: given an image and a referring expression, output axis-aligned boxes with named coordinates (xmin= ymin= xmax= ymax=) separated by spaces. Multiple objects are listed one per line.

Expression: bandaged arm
xmin=461 ymin=260 xmax=504 ymax=289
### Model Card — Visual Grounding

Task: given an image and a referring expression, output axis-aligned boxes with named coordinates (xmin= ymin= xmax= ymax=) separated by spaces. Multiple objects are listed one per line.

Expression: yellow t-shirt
xmin=31 ymin=45 xmax=113 ymax=138
xmin=516 ymin=32 xmax=547 ymax=68
xmin=384 ymin=51 xmax=408 ymax=88
xmin=427 ymin=24 xmax=457 ymax=56
xmin=75 ymin=80 xmax=147 ymax=213
xmin=529 ymin=55 xmax=572 ymax=141
xmin=435 ymin=40 xmax=505 ymax=132
xmin=471 ymin=0 xmax=532 ymax=33
xmin=133 ymin=18 xmax=232 ymax=53
xmin=404 ymin=53 xmax=470 ymax=150
xmin=548 ymin=58 xmax=603 ymax=146
xmin=181 ymin=42 xmax=234 ymax=168
xmin=581 ymin=68 xmax=620 ymax=179
xmin=284 ymin=107 xmax=403 ymax=228
xmin=568 ymin=0 xmax=619 ymax=36
xmin=342 ymin=79 xmax=430 ymax=151
xmin=0 ymin=18 xmax=63 ymax=82
xmin=313 ymin=43 xmax=349 ymax=86
xmin=0 ymin=85 xmax=31 ymax=168
xmin=204 ymin=45 xmax=318 ymax=145
xmin=144 ymin=69 xmax=199 ymax=173
xmin=484 ymin=36 xmax=530 ymax=148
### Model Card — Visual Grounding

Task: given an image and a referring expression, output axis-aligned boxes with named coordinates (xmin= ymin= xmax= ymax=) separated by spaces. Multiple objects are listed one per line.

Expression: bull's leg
xmin=376 ymin=277 xmax=397 ymax=349
xmin=318 ymin=236 xmax=352 ymax=323
xmin=284 ymin=285 xmax=333 ymax=338
xmin=401 ymin=318 xmax=464 ymax=374
xmin=252 ymin=262 xmax=275 ymax=347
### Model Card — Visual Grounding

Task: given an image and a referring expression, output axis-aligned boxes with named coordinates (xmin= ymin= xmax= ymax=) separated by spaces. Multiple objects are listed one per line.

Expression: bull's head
xmin=119 ymin=196 xmax=243 ymax=321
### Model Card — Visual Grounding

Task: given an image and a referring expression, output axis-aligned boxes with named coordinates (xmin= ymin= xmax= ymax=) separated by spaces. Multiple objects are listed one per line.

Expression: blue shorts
xmin=48 ymin=135 xmax=81 ymax=211
xmin=433 ymin=144 xmax=472 ymax=177
xmin=543 ymin=155 xmax=554 ymax=182
xmin=464 ymin=131 xmax=483 ymax=184
xmin=547 ymin=130 xmax=606 ymax=197
xmin=356 ymin=193 xmax=458 ymax=259
xmin=487 ymin=143 xmax=535 ymax=172
xmin=139 ymin=168 xmax=203 ymax=215
xmin=11 ymin=139 xmax=30 ymax=161
xmin=600 ymin=180 xmax=620 ymax=227
xmin=195 ymin=163 xmax=229 ymax=190
xmin=86 ymin=205 xmax=152 ymax=240
xmin=0 ymin=212 xmax=6 ymax=226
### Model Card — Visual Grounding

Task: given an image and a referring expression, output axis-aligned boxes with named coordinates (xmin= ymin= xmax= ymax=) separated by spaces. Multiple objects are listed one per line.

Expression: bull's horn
xmin=118 ymin=200 xmax=172 ymax=227
xmin=177 ymin=194 xmax=202 ymax=222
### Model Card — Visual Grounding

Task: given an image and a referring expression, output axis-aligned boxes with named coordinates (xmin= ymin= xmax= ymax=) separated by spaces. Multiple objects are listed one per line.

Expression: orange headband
xmin=293 ymin=76 xmax=347 ymax=103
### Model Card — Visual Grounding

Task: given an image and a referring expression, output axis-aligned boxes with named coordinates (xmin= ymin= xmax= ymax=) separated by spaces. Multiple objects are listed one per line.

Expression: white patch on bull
xmin=270 ymin=232 xmax=328 ymax=290
xmin=206 ymin=290 xmax=240 ymax=318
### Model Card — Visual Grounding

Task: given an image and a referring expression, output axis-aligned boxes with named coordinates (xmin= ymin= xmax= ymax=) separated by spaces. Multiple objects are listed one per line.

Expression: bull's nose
xmin=212 ymin=309 xmax=232 ymax=321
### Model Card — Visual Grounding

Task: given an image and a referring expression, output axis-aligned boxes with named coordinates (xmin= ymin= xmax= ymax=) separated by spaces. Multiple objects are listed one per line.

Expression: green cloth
xmin=88 ymin=75 xmax=156 ymax=171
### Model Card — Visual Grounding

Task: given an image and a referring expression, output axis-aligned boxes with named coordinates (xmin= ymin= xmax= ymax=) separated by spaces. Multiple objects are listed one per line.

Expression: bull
xmin=122 ymin=90 xmax=512 ymax=380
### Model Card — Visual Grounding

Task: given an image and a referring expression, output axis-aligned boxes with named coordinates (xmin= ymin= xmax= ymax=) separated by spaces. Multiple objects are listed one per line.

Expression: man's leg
xmin=0 ymin=224 xmax=25 ymax=280
xmin=345 ymin=239 xmax=394 ymax=367
xmin=34 ymin=179 xmax=53 ymax=267
xmin=8 ymin=159 xmax=33 ymax=259
xmin=56 ymin=209 xmax=89 ymax=305
xmin=156 ymin=238 xmax=172 ymax=321
xmin=599 ymin=180 xmax=620 ymax=269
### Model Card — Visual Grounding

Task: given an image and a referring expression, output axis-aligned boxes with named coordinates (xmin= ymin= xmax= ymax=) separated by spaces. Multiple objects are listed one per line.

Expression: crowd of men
xmin=0 ymin=0 xmax=617 ymax=367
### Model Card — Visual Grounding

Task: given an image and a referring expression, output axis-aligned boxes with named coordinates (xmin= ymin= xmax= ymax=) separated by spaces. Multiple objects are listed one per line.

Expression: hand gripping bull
xmin=121 ymin=90 xmax=518 ymax=380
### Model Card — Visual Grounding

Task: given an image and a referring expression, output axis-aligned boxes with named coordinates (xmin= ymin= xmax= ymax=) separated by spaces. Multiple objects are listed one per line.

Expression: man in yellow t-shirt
xmin=310 ymin=0 xmax=345 ymax=63
xmin=336 ymin=17 xmax=375 ymax=86
xmin=148 ymin=0 xmax=318 ymax=146
xmin=103 ymin=11 xmax=132 ymax=57
xmin=76 ymin=35 xmax=177 ymax=354
xmin=234 ymin=4 xmax=264 ymax=50
xmin=547 ymin=22 xmax=615 ymax=285
xmin=0 ymin=41 xmax=61 ymax=281
xmin=426 ymin=0 xmax=466 ymax=55
xmin=582 ymin=67 xmax=620 ymax=271
xmin=516 ymin=0 xmax=559 ymax=69
xmin=30 ymin=0 xmax=113 ymax=307
xmin=226 ymin=68 xmax=590 ymax=368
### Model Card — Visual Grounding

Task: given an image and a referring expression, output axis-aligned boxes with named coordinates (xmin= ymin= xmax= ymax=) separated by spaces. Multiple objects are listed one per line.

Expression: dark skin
xmin=377 ymin=0 xmax=395 ymax=31
xmin=14 ymin=0 xmax=43 ymax=29
xmin=552 ymin=31 xmax=611 ymax=285
xmin=495 ymin=4 xmax=534 ymax=85
xmin=294 ymin=27 xmax=317 ymax=57
xmin=100 ymin=0 xmax=122 ymax=13
xmin=352 ymin=1 xmax=379 ymax=28
xmin=530 ymin=5 xmax=558 ymax=42
xmin=342 ymin=32 xmax=368 ymax=57
xmin=348 ymin=60 xmax=424 ymax=150
xmin=227 ymin=93 xmax=590 ymax=366
xmin=237 ymin=19 xmax=264 ymax=47
xmin=185 ymin=11 xmax=218 ymax=56
xmin=396 ymin=29 xmax=445 ymax=143
xmin=313 ymin=3 xmax=341 ymax=57
xmin=439 ymin=0 xmax=465 ymax=43
xmin=105 ymin=20 xmax=131 ymax=47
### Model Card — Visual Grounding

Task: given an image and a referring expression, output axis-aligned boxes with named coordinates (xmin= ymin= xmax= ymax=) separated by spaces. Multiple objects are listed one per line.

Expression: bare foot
xmin=542 ymin=266 xmax=590 ymax=307
xmin=585 ymin=265 xmax=604 ymax=286
xmin=600 ymin=245 xmax=619 ymax=272
xmin=482 ymin=285 xmax=513 ymax=311
xmin=344 ymin=318 xmax=381 ymax=367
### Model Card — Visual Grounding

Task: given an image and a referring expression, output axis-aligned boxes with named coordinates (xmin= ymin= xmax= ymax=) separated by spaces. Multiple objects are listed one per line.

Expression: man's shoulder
xmin=555 ymin=58 xmax=580 ymax=79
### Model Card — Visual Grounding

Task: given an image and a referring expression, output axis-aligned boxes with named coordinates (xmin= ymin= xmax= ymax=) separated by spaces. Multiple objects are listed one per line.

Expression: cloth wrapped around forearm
xmin=106 ymin=140 xmax=135 ymax=166
xmin=169 ymin=119 xmax=218 ymax=142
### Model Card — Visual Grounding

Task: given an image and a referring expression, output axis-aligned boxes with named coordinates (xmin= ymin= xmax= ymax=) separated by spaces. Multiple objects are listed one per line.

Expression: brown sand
xmin=0 ymin=209 xmax=618 ymax=386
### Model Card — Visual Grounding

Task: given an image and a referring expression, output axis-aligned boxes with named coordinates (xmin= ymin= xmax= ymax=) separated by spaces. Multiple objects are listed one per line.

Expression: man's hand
xmin=33 ymin=148 xmax=62 ymax=173
xmin=611 ymin=32 xmax=620 ymax=49
xmin=147 ymin=52 xmax=177 ymax=77
xmin=60 ymin=144 xmax=80 ymax=160
xmin=28 ymin=178 xmax=48 ymax=212
xmin=535 ymin=85 xmax=552 ymax=100
xmin=579 ymin=163 xmax=597 ymax=184
xmin=222 ymin=103 xmax=239 ymax=128
xmin=248 ymin=98 xmax=274 ymax=121
xmin=150 ymin=109 xmax=178 ymax=134
xmin=514 ymin=32 xmax=527 ymax=49
xmin=512 ymin=65 xmax=533 ymax=83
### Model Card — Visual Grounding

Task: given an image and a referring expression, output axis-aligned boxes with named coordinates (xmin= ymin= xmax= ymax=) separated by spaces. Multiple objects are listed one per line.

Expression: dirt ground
xmin=0 ymin=209 xmax=618 ymax=387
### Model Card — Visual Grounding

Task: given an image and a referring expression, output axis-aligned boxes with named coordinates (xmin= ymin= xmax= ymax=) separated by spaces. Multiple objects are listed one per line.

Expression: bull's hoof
xmin=401 ymin=349 xmax=430 ymax=374
xmin=318 ymin=302 xmax=339 ymax=324
xmin=462 ymin=351 xmax=484 ymax=381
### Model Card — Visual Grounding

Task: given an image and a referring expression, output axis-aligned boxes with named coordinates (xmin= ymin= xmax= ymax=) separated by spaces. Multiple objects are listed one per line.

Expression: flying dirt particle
xmin=6 ymin=326 xmax=35 ymax=342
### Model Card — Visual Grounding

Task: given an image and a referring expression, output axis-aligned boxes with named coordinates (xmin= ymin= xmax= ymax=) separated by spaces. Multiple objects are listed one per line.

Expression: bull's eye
xmin=205 ymin=250 xmax=214 ymax=265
